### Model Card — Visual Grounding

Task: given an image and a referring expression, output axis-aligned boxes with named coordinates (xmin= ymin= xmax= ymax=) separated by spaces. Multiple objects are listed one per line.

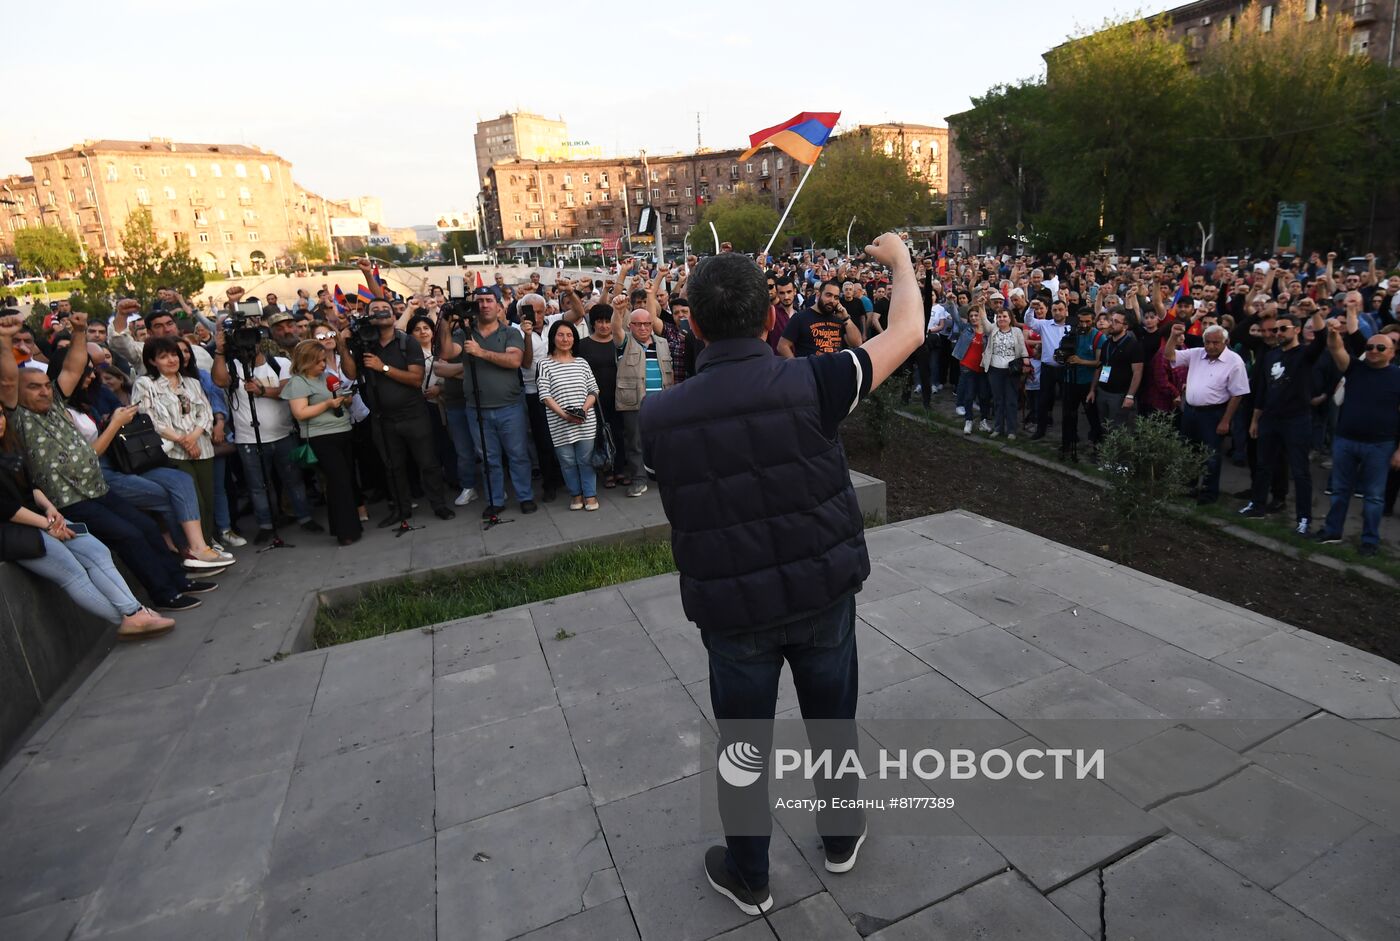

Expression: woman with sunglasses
xmin=283 ymin=340 xmax=361 ymax=545
xmin=133 ymin=337 xmax=220 ymax=549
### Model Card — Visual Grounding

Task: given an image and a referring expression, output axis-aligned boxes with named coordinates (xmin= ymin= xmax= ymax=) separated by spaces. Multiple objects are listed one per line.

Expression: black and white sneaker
xmin=182 ymin=580 xmax=219 ymax=595
xmin=1238 ymin=502 xmax=1268 ymax=519
xmin=156 ymin=595 xmax=202 ymax=611
xmin=1309 ymin=531 xmax=1343 ymax=545
xmin=823 ymin=825 xmax=868 ymax=873
xmin=703 ymin=846 xmax=772 ymax=916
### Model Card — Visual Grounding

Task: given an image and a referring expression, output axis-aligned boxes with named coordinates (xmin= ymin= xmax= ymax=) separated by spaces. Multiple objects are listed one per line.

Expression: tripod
xmin=228 ymin=352 xmax=292 ymax=553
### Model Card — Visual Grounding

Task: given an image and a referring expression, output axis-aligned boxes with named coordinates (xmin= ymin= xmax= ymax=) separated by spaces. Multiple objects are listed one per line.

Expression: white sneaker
xmin=218 ymin=529 xmax=247 ymax=548
xmin=932 ymin=385 xmax=943 ymax=393
xmin=1296 ymin=517 xmax=1310 ymax=536
xmin=1007 ymin=433 xmax=1016 ymax=441
xmin=963 ymin=420 xmax=973 ymax=435
xmin=978 ymin=419 xmax=992 ymax=433
xmin=454 ymin=487 xmax=478 ymax=507
xmin=988 ymin=430 xmax=1000 ymax=439
xmin=955 ymin=406 xmax=966 ymax=417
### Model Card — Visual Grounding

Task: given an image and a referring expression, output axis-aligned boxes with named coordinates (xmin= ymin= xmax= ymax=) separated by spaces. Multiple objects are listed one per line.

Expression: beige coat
xmin=615 ymin=335 xmax=673 ymax=411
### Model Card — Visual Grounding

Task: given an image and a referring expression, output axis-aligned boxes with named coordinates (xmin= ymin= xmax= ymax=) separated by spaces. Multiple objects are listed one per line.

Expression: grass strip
xmin=314 ymin=539 xmax=675 ymax=648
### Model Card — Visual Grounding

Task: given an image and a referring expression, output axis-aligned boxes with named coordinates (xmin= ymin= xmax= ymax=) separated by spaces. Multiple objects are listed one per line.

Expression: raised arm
xmin=356 ymin=258 xmax=385 ymax=300
xmin=55 ymin=311 xmax=91 ymax=399
xmin=1327 ymin=318 xmax=1351 ymax=373
xmin=0 ymin=314 xmax=20 ymax=410
xmin=858 ymin=233 xmax=923 ymax=391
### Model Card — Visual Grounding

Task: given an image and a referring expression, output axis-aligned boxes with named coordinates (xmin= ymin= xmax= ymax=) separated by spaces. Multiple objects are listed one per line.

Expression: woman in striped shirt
xmin=537 ymin=321 xmax=601 ymax=511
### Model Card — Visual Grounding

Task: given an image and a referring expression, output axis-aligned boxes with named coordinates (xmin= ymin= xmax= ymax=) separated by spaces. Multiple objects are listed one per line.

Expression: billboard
xmin=436 ymin=212 xmax=476 ymax=232
xmin=1274 ymin=202 xmax=1306 ymax=254
xmin=330 ymin=217 xmax=371 ymax=238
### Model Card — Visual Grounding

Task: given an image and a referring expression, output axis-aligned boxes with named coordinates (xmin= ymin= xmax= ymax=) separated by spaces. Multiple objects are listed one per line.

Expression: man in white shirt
xmin=1024 ymin=298 xmax=1071 ymax=439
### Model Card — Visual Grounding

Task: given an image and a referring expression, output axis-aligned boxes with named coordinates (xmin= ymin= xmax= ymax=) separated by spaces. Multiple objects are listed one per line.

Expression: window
xmin=668 ymin=187 xmax=676 ymax=197
xmin=136 ymin=187 xmax=151 ymax=205
xmin=512 ymin=212 xmax=522 ymax=222
xmin=601 ymin=190 xmax=610 ymax=202
xmin=67 ymin=189 xmax=76 ymax=203
xmin=911 ymin=139 xmax=921 ymax=155
xmin=650 ymin=170 xmax=658 ymax=182
xmin=216 ymin=187 xmax=226 ymax=199
xmin=132 ymin=165 xmax=145 ymax=179
xmin=635 ymin=191 xmax=644 ymax=204
xmin=776 ymin=156 xmax=784 ymax=170
xmin=247 ymin=231 xmax=259 ymax=241
xmin=234 ymin=163 xmax=247 ymax=177
xmin=565 ymin=193 xmax=573 ymax=206
xmin=216 ymin=208 xmax=226 ymax=221
xmin=198 ymin=232 xmax=210 ymax=243
xmin=564 ymin=173 xmax=572 ymax=185
xmin=159 ymin=165 xmax=170 ymax=177
xmin=79 ymin=163 xmax=88 ymax=178
xmin=600 ymin=171 xmax=609 ymax=186
xmin=531 ymin=211 xmax=541 ymax=222
xmin=651 ymin=187 xmax=660 ymax=199
xmin=583 ymin=192 xmax=592 ymax=204
xmin=760 ymin=158 xmax=768 ymax=175
xmin=243 ymin=209 xmax=257 ymax=221
xmin=61 ymin=164 xmax=70 ymax=179
xmin=1305 ymin=0 xmax=1318 ymax=20
xmin=238 ymin=186 xmax=252 ymax=204
xmin=223 ymin=232 xmax=234 ymax=242
xmin=883 ymin=140 xmax=894 ymax=156
xmin=549 ymin=193 xmax=557 ymax=205
xmin=582 ymin=172 xmax=590 ymax=184
xmin=194 ymin=210 xmax=207 ymax=226
xmin=931 ymin=141 xmax=940 ymax=159
xmin=170 ymin=209 xmax=180 ymax=222
xmin=550 ymin=211 xmax=559 ymax=221
xmin=745 ymin=162 xmax=753 ymax=174
xmin=84 ymin=187 xmax=94 ymax=202
xmin=105 ymin=163 xmax=118 ymax=181
xmin=1351 ymin=28 xmax=1371 ymax=54
xmin=211 ymin=164 xmax=222 ymax=177
xmin=186 ymin=164 xmax=197 ymax=177
xmin=1261 ymin=4 xmax=1274 ymax=31
xmin=164 ymin=186 xmax=177 ymax=200
xmin=260 ymin=164 xmax=271 ymax=182
xmin=730 ymin=164 xmax=739 ymax=178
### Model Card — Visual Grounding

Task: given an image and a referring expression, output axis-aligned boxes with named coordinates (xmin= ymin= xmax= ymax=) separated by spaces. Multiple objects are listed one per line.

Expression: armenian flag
xmin=356 ymin=284 xmax=377 ymax=303
xmin=1168 ymin=269 xmax=1191 ymax=310
xmin=332 ymin=285 xmax=348 ymax=313
xmin=740 ymin=111 xmax=841 ymax=166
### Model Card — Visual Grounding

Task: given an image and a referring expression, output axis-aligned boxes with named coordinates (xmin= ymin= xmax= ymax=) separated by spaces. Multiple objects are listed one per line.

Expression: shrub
xmin=1095 ymin=411 xmax=1206 ymax=523
xmin=863 ymin=380 xmax=900 ymax=453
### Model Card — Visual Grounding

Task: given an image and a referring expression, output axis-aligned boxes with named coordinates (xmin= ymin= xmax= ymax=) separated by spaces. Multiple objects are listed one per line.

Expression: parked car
xmin=7 ymin=276 xmax=45 ymax=288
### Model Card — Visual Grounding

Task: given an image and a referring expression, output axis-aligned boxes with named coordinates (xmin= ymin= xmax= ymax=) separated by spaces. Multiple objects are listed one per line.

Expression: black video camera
xmin=345 ymin=313 xmax=382 ymax=362
xmin=221 ymin=301 xmax=270 ymax=364
xmin=1052 ymin=322 xmax=1081 ymax=366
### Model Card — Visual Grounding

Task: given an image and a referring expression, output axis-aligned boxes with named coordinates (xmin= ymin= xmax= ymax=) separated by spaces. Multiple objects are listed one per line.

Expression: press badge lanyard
xmin=1099 ymin=336 xmax=1122 ymax=384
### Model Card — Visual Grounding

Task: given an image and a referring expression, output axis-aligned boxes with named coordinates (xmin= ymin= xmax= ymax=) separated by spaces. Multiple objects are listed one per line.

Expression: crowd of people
xmin=762 ymin=246 xmax=1399 ymax=555
xmin=2 ymin=241 xmax=1398 ymax=644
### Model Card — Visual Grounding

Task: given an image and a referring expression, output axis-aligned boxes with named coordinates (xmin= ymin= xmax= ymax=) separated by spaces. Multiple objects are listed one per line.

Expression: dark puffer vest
xmin=640 ymin=337 xmax=869 ymax=635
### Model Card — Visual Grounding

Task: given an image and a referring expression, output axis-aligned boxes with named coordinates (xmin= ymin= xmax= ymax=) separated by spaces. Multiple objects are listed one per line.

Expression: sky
xmin=5 ymin=0 xmax=1147 ymax=227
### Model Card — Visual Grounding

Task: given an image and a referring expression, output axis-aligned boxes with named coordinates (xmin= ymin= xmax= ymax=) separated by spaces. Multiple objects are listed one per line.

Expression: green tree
xmin=441 ymin=229 xmax=480 ymax=259
xmin=691 ymin=191 xmax=779 ymax=254
xmin=1195 ymin=0 xmax=1400 ymax=249
xmin=951 ymin=81 xmax=1050 ymax=249
xmin=14 ymin=225 xmax=82 ymax=277
xmin=291 ymin=235 xmax=330 ymax=266
xmin=70 ymin=254 xmax=114 ymax=320
xmin=110 ymin=209 xmax=205 ymax=308
xmin=789 ymin=141 xmax=940 ymax=248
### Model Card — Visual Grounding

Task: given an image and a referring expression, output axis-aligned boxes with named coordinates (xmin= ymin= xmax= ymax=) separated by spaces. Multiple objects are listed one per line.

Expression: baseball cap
xmin=266 ymin=312 xmax=293 ymax=326
xmin=472 ymin=286 xmax=495 ymax=297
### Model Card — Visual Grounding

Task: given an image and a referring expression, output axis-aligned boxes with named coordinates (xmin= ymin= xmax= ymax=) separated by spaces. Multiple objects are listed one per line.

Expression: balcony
xmin=189 ymin=196 xmax=208 ymax=208
xmin=562 ymin=182 xmax=573 ymax=190
xmin=759 ymin=169 xmax=771 ymax=179
xmin=599 ymin=179 xmax=609 ymax=188
xmin=1353 ymin=2 xmax=1377 ymax=25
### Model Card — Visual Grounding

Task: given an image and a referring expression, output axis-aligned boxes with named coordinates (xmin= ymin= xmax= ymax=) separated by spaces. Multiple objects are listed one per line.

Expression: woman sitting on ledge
xmin=0 ymin=409 xmax=176 ymax=641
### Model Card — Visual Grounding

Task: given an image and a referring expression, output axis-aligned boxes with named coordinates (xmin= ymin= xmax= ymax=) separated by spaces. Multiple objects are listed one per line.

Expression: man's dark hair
xmin=774 ymin=275 xmax=794 ymax=288
xmin=670 ymin=296 xmax=689 ymax=309
xmin=587 ymin=303 xmax=613 ymax=328
xmin=629 ymin=288 xmax=648 ymax=307
xmin=687 ymin=254 xmax=770 ymax=342
xmin=145 ymin=310 xmax=176 ymax=329
xmin=819 ymin=278 xmax=842 ymax=295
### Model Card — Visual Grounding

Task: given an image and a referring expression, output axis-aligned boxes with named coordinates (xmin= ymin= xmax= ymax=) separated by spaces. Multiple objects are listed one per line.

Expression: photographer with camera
xmin=1025 ymin=298 xmax=1071 ymax=439
xmin=212 ymin=321 xmax=319 ymax=544
xmin=436 ymin=286 xmax=535 ymax=517
xmin=1059 ymin=306 xmax=1106 ymax=463
xmin=340 ymin=291 xmax=455 ymax=528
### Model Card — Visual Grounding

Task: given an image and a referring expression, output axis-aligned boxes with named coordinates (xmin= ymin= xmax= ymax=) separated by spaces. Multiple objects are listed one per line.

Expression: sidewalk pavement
xmin=1 ymin=509 xmax=1396 ymax=940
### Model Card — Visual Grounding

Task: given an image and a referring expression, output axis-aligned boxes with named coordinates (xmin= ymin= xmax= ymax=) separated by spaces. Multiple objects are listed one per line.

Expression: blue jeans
xmin=212 ymin=455 xmax=230 ymax=532
xmin=1181 ymin=403 xmax=1227 ymax=499
xmin=704 ymin=594 xmax=863 ymax=891
xmin=955 ymin=370 xmax=991 ymax=419
xmin=17 ymin=532 xmax=143 ymax=624
xmin=61 ymin=491 xmax=189 ymax=604
xmin=465 ymin=400 xmax=534 ymax=506
xmin=1323 ymin=436 xmax=1394 ymax=546
xmin=1253 ymin=413 xmax=1313 ymax=522
xmin=100 ymin=464 xmax=202 ymax=546
xmin=441 ymin=400 xmax=479 ymax=491
xmin=555 ymin=440 xmax=597 ymax=498
xmin=237 ymin=437 xmax=311 ymax=529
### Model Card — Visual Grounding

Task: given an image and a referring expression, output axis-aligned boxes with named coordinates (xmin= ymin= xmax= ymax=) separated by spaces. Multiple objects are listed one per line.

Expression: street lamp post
xmin=846 ymin=216 xmax=856 ymax=258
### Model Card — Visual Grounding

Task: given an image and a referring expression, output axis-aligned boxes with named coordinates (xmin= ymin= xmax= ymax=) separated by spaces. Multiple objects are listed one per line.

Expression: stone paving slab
xmin=2 ymin=508 xmax=1397 ymax=939
xmin=869 ymin=870 xmax=1089 ymax=941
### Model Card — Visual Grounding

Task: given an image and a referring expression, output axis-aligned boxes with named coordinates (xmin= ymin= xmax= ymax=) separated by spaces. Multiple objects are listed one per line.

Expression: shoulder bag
xmin=110 ymin=413 xmax=170 ymax=475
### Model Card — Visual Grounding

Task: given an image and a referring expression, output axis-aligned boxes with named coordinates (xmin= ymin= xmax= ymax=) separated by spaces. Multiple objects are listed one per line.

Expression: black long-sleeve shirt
xmin=1250 ymin=331 xmax=1328 ymax=420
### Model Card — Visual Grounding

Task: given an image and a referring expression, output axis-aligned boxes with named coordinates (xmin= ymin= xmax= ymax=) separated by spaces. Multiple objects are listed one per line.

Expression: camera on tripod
xmin=222 ymin=301 xmax=270 ymax=364
xmin=1052 ymin=322 xmax=1081 ymax=366
xmin=442 ymin=274 xmax=481 ymax=327
xmin=345 ymin=313 xmax=382 ymax=361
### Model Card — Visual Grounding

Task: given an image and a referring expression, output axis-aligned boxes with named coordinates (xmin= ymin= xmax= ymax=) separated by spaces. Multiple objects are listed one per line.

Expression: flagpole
xmin=763 ymin=160 xmax=816 ymax=256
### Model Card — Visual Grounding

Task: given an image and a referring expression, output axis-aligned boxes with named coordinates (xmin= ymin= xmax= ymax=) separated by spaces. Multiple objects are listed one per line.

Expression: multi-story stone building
xmin=843 ymin=123 xmax=949 ymax=196
xmin=473 ymin=112 xmax=570 ymax=188
xmin=1 ymin=138 xmax=385 ymax=275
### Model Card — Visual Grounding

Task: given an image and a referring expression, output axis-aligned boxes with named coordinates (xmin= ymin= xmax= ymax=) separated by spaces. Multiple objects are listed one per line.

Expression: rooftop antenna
xmin=696 ymin=111 xmax=702 ymax=150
